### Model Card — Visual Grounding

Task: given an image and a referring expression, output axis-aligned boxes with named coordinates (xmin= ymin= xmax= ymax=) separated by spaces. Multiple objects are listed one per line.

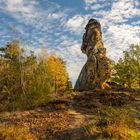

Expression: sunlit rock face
xmin=74 ymin=19 xmax=112 ymax=91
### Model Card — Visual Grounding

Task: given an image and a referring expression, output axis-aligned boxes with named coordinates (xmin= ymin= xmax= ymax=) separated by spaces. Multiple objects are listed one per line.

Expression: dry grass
xmin=84 ymin=106 xmax=140 ymax=140
xmin=0 ymin=124 xmax=37 ymax=140
xmin=84 ymin=121 xmax=98 ymax=136
xmin=0 ymin=90 xmax=139 ymax=140
xmin=106 ymin=123 xmax=140 ymax=140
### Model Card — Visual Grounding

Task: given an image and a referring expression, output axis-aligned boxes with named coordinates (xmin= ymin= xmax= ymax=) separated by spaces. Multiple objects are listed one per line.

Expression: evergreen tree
xmin=112 ymin=44 xmax=140 ymax=88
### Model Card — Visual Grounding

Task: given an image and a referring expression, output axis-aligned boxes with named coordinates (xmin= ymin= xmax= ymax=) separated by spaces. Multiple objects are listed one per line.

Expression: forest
xmin=0 ymin=40 xmax=72 ymax=110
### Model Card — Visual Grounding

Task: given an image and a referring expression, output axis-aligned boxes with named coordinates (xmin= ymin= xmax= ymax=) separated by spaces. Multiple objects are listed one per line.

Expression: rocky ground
xmin=0 ymin=89 xmax=140 ymax=140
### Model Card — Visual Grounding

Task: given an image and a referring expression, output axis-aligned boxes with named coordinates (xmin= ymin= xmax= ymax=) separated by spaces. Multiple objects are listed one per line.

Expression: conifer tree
xmin=112 ymin=44 xmax=140 ymax=88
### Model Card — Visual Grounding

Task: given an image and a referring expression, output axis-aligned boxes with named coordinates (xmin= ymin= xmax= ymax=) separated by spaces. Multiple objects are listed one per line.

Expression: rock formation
xmin=74 ymin=19 xmax=112 ymax=91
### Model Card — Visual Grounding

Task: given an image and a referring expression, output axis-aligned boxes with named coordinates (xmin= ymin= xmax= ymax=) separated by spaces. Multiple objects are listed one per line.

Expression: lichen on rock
xmin=74 ymin=19 xmax=112 ymax=91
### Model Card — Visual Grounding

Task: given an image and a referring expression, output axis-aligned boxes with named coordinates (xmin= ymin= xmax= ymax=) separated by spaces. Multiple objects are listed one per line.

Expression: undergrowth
xmin=84 ymin=106 xmax=140 ymax=140
xmin=0 ymin=124 xmax=37 ymax=140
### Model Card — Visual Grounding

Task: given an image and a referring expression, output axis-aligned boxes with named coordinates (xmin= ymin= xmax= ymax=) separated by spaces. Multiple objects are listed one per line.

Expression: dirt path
xmin=55 ymin=94 xmax=89 ymax=140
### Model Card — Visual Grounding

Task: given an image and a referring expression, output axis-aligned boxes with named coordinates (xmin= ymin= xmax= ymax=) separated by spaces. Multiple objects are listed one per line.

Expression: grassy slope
xmin=0 ymin=89 xmax=140 ymax=140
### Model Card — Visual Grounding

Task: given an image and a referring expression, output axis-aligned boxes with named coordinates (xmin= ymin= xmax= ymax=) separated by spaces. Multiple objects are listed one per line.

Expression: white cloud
xmin=84 ymin=0 xmax=107 ymax=2
xmin=2 ymin=0 xmax=36 ymax=15
xmin=104 ymin=24 xmax=140 ymax=60
xmin=6 ymin=0 xmax=23 ymax=5
xmin=89 ymin=3 xmax=110 ymax=10
xmin=84 ymin=0 xmax=97 ymax=4
xmin=0 ymin=0 xmax=39 ymax=25
xmin=107 ymin=0 xmax=140 ymax=21
xmin=54 ymin=43 xmax=86 ymax=82
xmin=48 ymin=12 xmax=65 ymax=19
xmin=65 ymin=14 xmax=95 ymax=34
xmin=65 ymin=15 xmax=86 ymax=34
xmin=101 ymin=0 xmax=140 ymax=62
xmin=84 ymin=0 xmax=111 ymax=10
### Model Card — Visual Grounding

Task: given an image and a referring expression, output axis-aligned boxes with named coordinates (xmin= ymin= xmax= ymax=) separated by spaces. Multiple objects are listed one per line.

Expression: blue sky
xmin=0 ymin=0 xmax=140 ymax=84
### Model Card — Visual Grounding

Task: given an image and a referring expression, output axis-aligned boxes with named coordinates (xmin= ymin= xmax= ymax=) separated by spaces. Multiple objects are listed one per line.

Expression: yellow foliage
xmin=5 ymin=41 xmax=20 ymax=59
xmin=47 ymin=54 xmax=68 ymax=92
xmin=102 ymin=82 xmax=110 ymax=89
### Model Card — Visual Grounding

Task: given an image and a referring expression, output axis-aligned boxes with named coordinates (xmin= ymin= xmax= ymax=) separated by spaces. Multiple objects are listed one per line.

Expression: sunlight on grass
xmin=0 ymin=125 xmax=37 ymax=140
xmin=84 ymin=107 xmax=140 ymax=140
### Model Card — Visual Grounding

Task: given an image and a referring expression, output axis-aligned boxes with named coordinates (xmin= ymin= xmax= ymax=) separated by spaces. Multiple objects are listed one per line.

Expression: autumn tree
xmin=0 ymin=41 xmax=51 ymax=109
xmin=47 ymin=54 xmax=68 ymax=93
xmin=0 ymin=41 xmax=23 ymax=95
xmin=26 ymin=51 xmax=53 ymax=106
xmin=112 ymin=44 xmax=140 ymax=88
xmin=0 ymin=41 xmax=72 ymax=110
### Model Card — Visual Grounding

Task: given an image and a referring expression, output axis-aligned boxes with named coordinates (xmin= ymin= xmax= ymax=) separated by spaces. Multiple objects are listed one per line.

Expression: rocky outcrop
xmin=74 ymin=19 xmax=112 ymax=91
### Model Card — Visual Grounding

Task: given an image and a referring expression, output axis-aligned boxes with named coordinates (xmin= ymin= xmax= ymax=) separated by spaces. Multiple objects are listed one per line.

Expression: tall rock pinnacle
xmin=74 ymin=19 xmax=112 ymax=91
